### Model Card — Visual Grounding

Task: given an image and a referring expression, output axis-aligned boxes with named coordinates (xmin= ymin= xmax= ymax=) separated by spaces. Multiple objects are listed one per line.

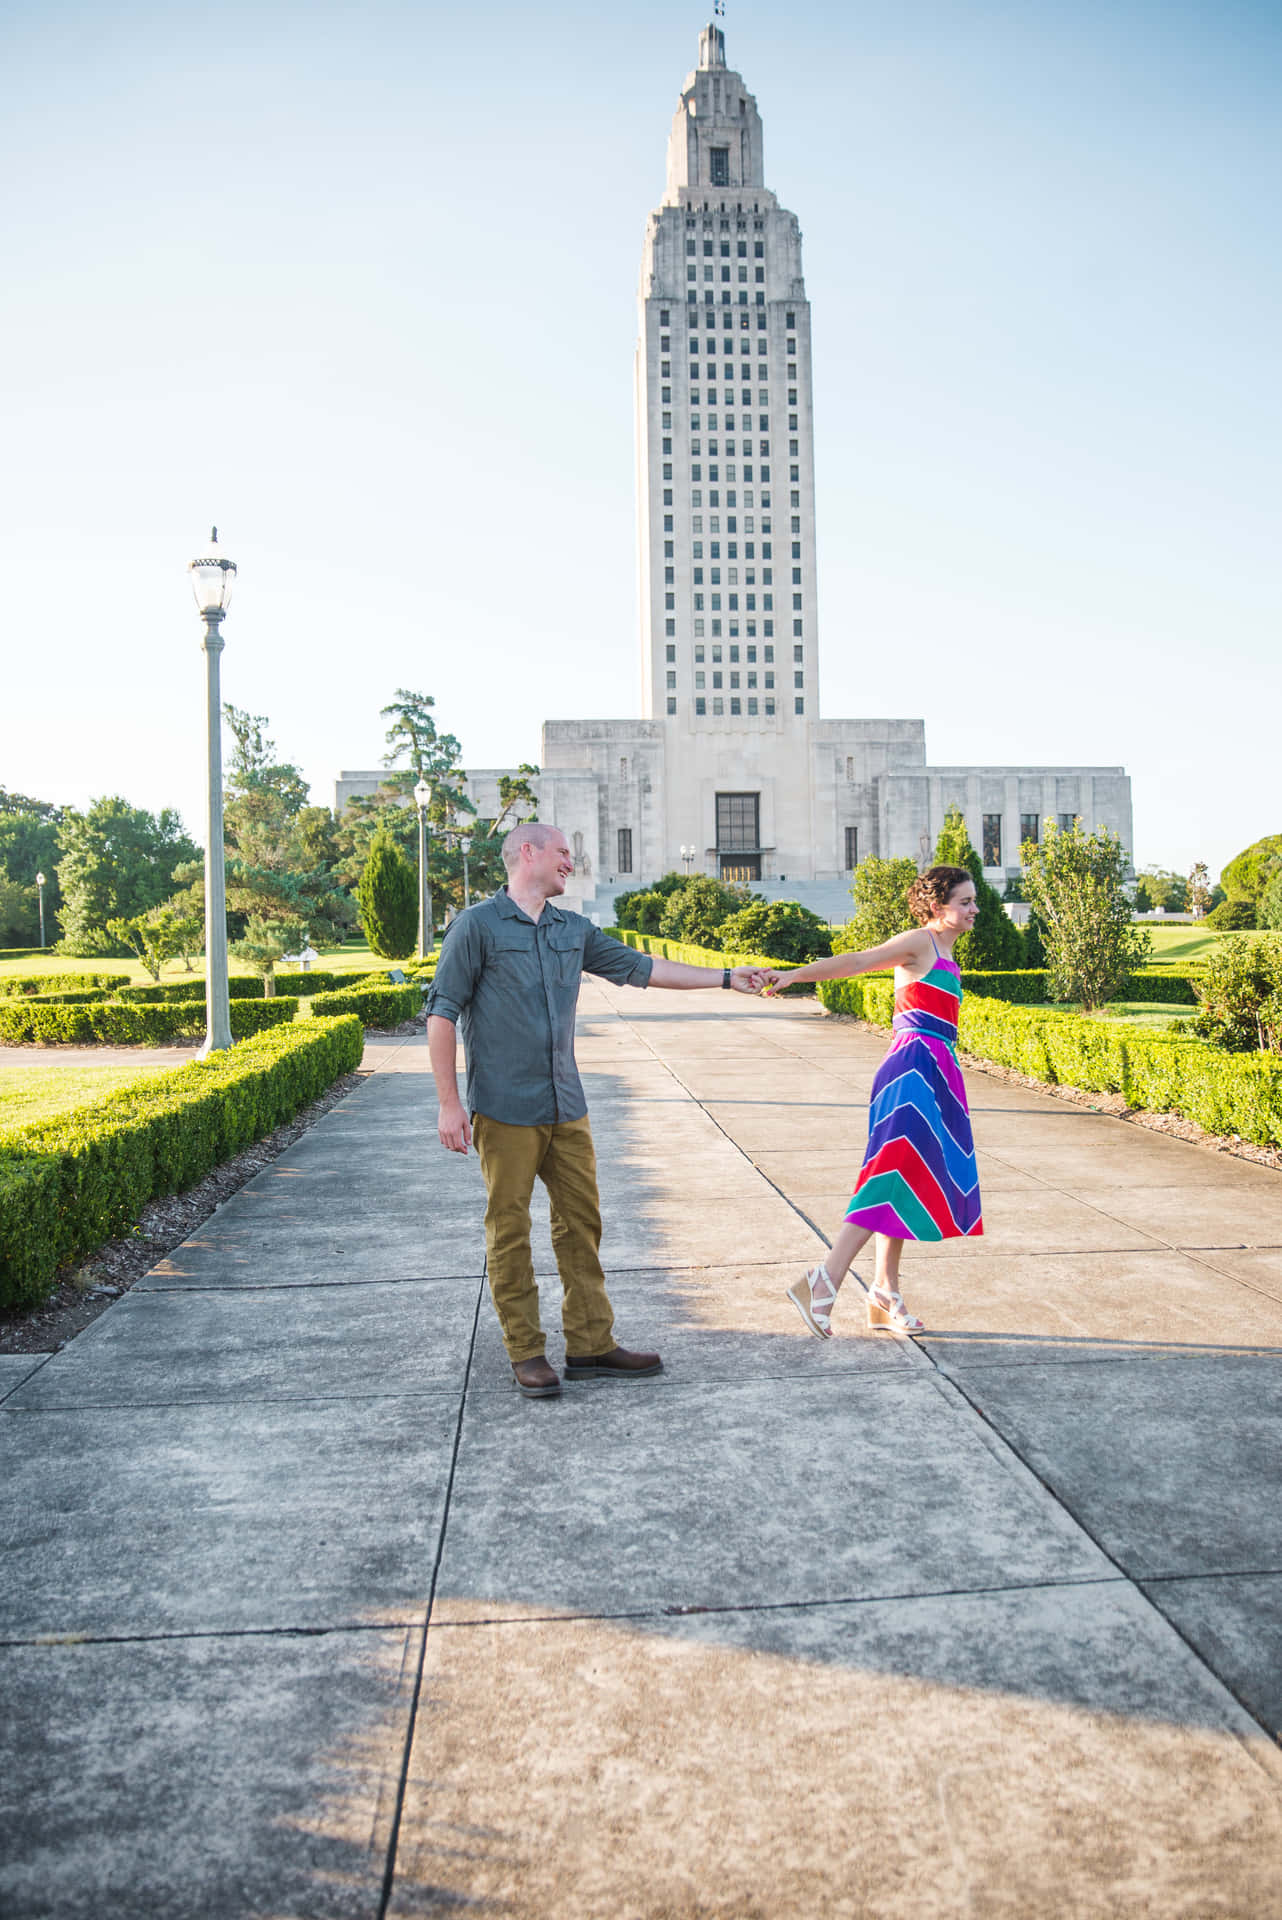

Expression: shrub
xmin=308 ymin=982 xmax=420 ymax=1027
xmin=0 ymin=1014 xmax=363 ymax=1306
xmin=0 ymin=973 xmax=129 ymax=999
xmin=1205 ymin=897 xmax=1256 ymax=931
xmin=608 ymin=927 xmax=811 ymax=994
xmin=0 ymin=995 xmax=296 ymax=1047
xmin=834 ymin=855 xmax=917 ymax=953
xmin=619 ymin=890 xmax=667 ymax=935
xmin=118 ymin=978 xmax=262 ymax=1003
xmin=658 ymin=875 xmax=753 ymax=948
xmin=1192 ymin=934 xmax=1282 ymax=1053
xmin=933 ymin=806 xmax=1025 ymax=969
xmin=357 ymin=830 xmax=417 ymax=958
xmin=718 ymin=899 xmax=832 ymax=963
xmin=614 ymin=873 xmax=687 ymax=929
xmin=1260 ymin=869 xmax=1282 ymax=933
xmin=1020 ymin=819 xmax=1151 ymax=1009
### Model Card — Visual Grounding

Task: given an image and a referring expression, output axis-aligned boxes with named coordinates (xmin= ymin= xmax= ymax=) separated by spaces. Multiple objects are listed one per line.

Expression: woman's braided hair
xmin=907 ymin=864 xmax=973 ymax=926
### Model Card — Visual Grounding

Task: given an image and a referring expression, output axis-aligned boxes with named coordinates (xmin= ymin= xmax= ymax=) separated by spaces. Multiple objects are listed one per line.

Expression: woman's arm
xmin=767 ymin=928 xmax=931 ymax=991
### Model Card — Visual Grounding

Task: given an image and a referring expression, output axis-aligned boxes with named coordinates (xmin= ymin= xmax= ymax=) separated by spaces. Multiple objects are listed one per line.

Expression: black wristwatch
xmin=722 ymin=967 xmax=732 ymax=988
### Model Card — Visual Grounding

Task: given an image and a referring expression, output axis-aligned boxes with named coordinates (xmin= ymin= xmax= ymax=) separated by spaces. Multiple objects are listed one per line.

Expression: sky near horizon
xmin=1 ymin=0 xmax=1277 ymax=882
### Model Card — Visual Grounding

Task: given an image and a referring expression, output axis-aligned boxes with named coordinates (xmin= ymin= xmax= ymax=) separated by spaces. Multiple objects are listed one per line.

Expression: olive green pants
xmin=472 ymin=1112 xmax=616 ymax=1364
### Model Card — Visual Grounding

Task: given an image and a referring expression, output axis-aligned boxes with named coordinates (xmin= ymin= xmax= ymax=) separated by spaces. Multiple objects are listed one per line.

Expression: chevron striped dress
xmin=844 ymin=948 xmax=983 ymax=1241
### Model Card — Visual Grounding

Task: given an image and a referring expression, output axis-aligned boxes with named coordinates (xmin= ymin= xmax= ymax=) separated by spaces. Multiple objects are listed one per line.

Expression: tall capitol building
xmin=337 ymin=22 xmax=1132 ymax=920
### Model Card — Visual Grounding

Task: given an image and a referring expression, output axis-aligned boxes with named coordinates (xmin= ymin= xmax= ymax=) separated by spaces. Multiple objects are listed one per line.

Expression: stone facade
xmin=336 ymin=23 xmax=1132 ymax=927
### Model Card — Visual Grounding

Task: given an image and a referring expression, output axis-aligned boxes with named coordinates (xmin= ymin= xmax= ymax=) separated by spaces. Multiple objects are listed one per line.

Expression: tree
xmin=493 ymin=765 xmax=540 ymax=837
xmin=718 ymin=899 xmax=832 ymax=963
xmin=1220 ymin=834 xmax=1282 ymax=905
xmin=380 ymin=688 xmax=473 ymax=823
xmin=0 ymin=874 xmax=38 ymax=947
xmin=357 ymin=830 xmax=417 ymax=959
xmin=657 ymin=875 xmax=754 ymax=948
xmin=56 ymin=797 xmax=199 ymax=952
xmin=614 ymin=872 xmax=689 ymax=930
xmin=230 ymin=916 xmax=302 ymax=997
xmin=219 ymin=707 xmax=349 ymax=944
xmin=832 ymin=855 xmax=916 ymax=953
xmin=1134 ymin=867 xmax=1188 ymax=913
xmin=1020 ymin=819 xmax=1151 ymax=1010
xmin=106 ymin=906 xmax=185 ymax=981
xmin=932 ymin=806 xmax=1024 ymax=969
xmin=1259 ymin=869 xmax=1282 ymax=933
xmin=1192 ymin=934 xmax=1282 ymax=1053
xmin=1187 ymin=862 xmax=1214 ymax=920
xmin=0 ymin=791 xmax=64 ymax=937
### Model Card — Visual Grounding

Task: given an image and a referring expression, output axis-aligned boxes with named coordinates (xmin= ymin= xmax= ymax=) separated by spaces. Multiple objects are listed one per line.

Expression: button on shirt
xmin=425 ymin=888 xmax=655 ymax=1126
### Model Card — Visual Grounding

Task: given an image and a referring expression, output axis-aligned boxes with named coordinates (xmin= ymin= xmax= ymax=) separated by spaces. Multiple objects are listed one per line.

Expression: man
xmin=426 ymin=823 xmax=763 ymax=1398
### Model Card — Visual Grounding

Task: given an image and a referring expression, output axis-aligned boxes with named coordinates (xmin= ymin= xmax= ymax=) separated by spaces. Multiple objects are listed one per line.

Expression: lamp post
xmin=681 ymin=843 xmax=695 ymax=876
xmin=414 ymin=777 xmax=434 ymax=959
xmin=35 ymin=872 xmax=47 ymax=949
xmin=459 ymin=834 xmax=472 ymax=911
xmin=187 ymin=528 xmax=236 ymax=1055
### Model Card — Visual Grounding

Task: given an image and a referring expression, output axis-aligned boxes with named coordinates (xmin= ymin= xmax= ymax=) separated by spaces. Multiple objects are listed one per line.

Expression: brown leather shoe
xmin=563 ymin=1346 xmax=663 ymax=1381
xmin=512 ymin=1355 xmax=562 ymax=1398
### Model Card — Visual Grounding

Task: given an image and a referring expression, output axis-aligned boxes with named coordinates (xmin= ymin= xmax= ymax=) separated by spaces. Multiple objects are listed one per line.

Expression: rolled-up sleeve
xmin=425 ymin=916 xmax=485 ymax=1023
xmin=582 ymin=927 xmax=654 ymax=988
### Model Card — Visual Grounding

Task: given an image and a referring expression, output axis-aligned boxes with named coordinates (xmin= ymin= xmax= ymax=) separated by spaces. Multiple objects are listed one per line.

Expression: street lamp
xmin=414 ymin=777 xmax=434 ymax=958
xmin=187 ymin=527 xmax=236 ymax=1054
xmin=459 ymin=834 xmax=472 ymax=910
xmin=681 ymin=843 xmax=695 ymax=876
xmin=35 ymin=872 xmax=47 ymax=948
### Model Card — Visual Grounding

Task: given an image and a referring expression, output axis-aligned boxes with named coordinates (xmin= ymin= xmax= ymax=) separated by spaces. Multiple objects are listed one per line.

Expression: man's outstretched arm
xmin=428 ymin=1014 xmax=472 ymax=1153
xmin=647 ymin=956 xmax=765 ymax=992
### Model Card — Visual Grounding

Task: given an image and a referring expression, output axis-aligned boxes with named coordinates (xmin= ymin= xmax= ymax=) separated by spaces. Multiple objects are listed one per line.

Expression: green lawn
xmin=0 ymin=1062 xmax=183 ymax=1132
xmin=1071 ymin=1001 xmax=1200 ymax=1032
xmin=1141 ymin=924 xmax=1225 ymax=966
xmin=0 ymin=939 xmax=397 ymax=988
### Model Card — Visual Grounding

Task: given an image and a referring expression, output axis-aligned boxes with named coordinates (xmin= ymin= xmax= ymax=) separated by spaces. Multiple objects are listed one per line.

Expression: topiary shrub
xmin=307 ymin=982 xmax=420 ymax=1027
xmin=718 ymin=899 xmax=832 ymax=963
xmin=1220 ymin=834 xmax=1282 ymax=905
xmin=658 ymin=876 xmax=754 ymax=948
xmin=1205 ymin=897 xmax=1256 ymax=931
xmin=357 ymin=830 xmax=417 ymax=958
xmin=933 ymin=806 xmax=1025 ymax=969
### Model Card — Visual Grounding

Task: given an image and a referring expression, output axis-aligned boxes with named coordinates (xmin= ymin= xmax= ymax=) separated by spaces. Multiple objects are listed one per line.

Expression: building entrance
xmin=716 ymin=792 xmax=760 ymax=883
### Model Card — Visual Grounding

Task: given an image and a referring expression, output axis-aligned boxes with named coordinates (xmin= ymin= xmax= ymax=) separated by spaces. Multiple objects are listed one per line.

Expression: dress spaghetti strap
xmin=928 ymin=932 xmax=944 ymax=960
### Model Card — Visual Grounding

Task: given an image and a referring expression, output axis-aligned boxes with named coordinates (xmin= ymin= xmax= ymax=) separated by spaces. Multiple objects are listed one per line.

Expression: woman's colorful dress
xmin=844 ymin=949 xmax=983 ymax=1240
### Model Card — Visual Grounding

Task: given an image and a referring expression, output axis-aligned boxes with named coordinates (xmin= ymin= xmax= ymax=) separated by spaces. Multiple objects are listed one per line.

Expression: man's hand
xmin=728 ymin=965 xmax=770 ymax=994
xmin=437 ymin=1098 xmax=473 ymax=1155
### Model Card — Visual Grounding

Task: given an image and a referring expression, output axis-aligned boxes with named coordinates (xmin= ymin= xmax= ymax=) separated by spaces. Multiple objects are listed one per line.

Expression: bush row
xmin=308 ymin=982 xmax=421 ymax=1026
xmin=0 ymin=997 xmax=297 ymax=1047
xmin=815 ymin=977 xmax=1282 ymax=1147
xmin=607 ymin=928 xmax=811 ymax=994
xmin=959 ymin=968 xmax=1203 ymax=1006
xmin=0 ymin=1014 xmax=364 ymax=1307
xmin=0 ymin=972 xmax=130 ymax=999
xmin=118 ymin=978 xmax=263 ymax=1003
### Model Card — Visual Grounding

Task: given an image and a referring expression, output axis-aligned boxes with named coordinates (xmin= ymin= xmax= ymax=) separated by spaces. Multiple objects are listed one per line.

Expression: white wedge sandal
xmin=787 ymin=1264 xmax=843 ymax=1339
xmin=865 ymin=1283 xmax=925 ymax=1334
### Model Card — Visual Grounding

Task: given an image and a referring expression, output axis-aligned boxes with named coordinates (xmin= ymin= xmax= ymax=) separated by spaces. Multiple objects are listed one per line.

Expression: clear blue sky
xmin=1 ymin=0 xmax=1278 ymax=881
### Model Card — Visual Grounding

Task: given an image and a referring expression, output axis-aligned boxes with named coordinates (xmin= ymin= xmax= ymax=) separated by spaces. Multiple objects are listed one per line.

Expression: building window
xmin=713 ymin=697 xmax=724 ymax=715
xmin=786 ymin=311 xmax=796 ymax=328
xmin=983 ymin=815 xmax=1002 ymax=867
xmin=794 ymin=671 xmax=804 ymax=688
xmin=793 ymin=644 xmax=804 ymax=661
xmin=617 ymin=829 xmax=633 ymax=874
xmin=730 ymin=697 xmax=741 ymax=715
xmin=765 ymin=699 xmax=775 ymax=715
xmin=695 ymin=697 xmax=706 ymax=716
xmin=666 ymin=696 xmax=677 ymax=715
xmin=666 ymin=643 xmax=676 ymax=662
xmin=664 ymin=618 xmax=675 ymax=636
xmin=666 ymin=670 xmax=677 ymax=689
xmin=795 ymin=697 xmax=805 ymax=714
xmin=716 ymin=791 xmax=760 ymax=851
xmin=1058 ymin=811 xmax=1077 ymax=832
xmin=1021 ymin=813 xmax=1040 ymax=848
xmin=845 ymin=826 xmax=859 ymax=870
xmin=710 ymin=147 xmax=730 ymax=185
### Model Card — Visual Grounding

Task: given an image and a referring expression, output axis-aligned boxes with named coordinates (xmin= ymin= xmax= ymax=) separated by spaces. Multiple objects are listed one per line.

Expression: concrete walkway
xmin=3 ymin=982 xmax=1282 ymax=1917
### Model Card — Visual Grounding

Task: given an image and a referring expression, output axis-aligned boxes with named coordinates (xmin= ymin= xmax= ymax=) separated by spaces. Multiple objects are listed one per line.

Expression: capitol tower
xmin=338 ymin=22 xmax=1132 ymax=920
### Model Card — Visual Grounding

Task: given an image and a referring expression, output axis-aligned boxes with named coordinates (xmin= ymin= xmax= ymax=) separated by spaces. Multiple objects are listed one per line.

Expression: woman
xmin=765 ymin=865 xmax=983 ymax=1335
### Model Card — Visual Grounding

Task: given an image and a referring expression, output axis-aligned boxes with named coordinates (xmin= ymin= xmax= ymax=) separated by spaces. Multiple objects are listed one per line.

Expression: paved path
xmin=3 ymin=983 xmax=1282 ymax=1917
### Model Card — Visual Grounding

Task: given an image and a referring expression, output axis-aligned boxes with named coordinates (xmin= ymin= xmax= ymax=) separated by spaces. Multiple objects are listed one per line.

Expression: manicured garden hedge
xmin=816 ymin=977 xmax=1282 ymax=1147
xmin=0 ymin=996 xmax=297 ymax=1047
xmin=0 ymin=1013 xmax=364 ymax=1307
xmin=307 ymin=982 xmax=421 ymax=1026
xmin=0 ymin=973 xmax=130 ymax=999
xmin=118 ymin=978 xmax=263 ymax=1003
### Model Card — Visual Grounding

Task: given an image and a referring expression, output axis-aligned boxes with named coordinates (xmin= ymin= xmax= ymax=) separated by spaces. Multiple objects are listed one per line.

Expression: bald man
xmin=426 ymin=822 xmax=763 ymax=1397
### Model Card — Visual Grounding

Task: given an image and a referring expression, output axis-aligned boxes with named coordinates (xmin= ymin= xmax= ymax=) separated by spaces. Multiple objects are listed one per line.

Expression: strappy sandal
xmin=866 ymin=1283 xmax=925 ymax=1334
xmin=787 ymin=1264 xmax=842 ymax=1339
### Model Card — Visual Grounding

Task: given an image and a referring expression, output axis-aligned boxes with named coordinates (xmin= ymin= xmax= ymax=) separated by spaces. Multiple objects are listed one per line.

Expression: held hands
xmin=727 ymin=966 xmax=788 ymax=996
xmin=437 ymin=1098 xmax=473 ymax=1155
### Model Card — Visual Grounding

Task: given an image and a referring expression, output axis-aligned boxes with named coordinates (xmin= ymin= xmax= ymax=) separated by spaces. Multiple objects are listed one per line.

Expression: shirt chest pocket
xmin=544 ymin=933 xmax=582 ymax=982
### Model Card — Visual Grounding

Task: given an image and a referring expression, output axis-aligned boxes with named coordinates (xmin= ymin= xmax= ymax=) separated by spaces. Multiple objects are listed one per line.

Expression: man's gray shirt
xmin=426 ymin=888 xmax=654 ymax=1126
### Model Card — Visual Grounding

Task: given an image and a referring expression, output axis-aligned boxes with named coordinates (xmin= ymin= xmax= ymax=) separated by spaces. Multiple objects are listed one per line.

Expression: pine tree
xmin=357 ymin=830 xmax=418 ymax=959
xmin=933 ymin=807 xmax=1024 ymax=969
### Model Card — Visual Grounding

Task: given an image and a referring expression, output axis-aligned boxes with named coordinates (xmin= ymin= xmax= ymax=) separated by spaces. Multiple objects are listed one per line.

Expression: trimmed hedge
xmin=0 ymin=1014 xmax=364 ymax=1307
xmin=308 ymin=982 xmax=421 ymax=1026
xmin=0 ymin=996 xmax=297 ymax=1047
xmin=816 ymin=977 xmax=1282 ymax=1147
xmin=0 ymin=973 xmax=130 ymax=999
xmin=959 ymin=968 xmax=1202 ymax=1007
xmin=118 ymin=978 xmax=262 ymax=1003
